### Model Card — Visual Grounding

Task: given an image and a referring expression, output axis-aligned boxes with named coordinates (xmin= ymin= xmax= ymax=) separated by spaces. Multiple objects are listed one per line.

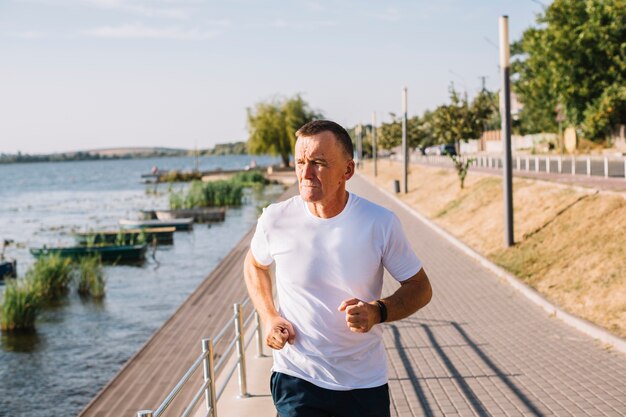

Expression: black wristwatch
xmin=375 ymin=300 xmax=388 ymax=323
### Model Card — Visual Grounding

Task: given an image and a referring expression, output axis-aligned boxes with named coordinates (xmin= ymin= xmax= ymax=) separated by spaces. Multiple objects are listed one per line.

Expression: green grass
xmin=170 ymin=179 xmax=244 ymax=209
xmin=28 ymin=255 xmax=74 ymax=301
xmin=169 ymin=170 xmax=268 ymax=209
xmin=0 ymin=279 xmax=42 ymax=331
xmin=230 ymin=170 xmax=267 ymax=186
xmin=75 ymin=256 xmax=106 ymax=299
xmin=159 ymin=171 xmax=203 ymax=182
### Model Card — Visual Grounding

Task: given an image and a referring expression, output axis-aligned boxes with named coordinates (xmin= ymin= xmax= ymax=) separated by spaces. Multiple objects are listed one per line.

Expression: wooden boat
xmin=139 ymin=210 xmax=157 ymax=220
xmin=74 ymin=227 xmax=175 ymax=246
xmin=30 ymin=244 xmax=147 ymax=264
xmin=155 ymin=207 xmax=226 ymax=223
xmin=118 ymin=218 xmax=193 ymax=231
xmin=0 ymin=260 xmax=17 ymax=280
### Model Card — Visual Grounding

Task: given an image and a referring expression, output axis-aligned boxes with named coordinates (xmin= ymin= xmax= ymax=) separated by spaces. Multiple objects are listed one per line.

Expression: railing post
xmin=546 ymin=156 xmax=550 ymax=174
xmin=137 ymin=411 xmax=153 ymax=417
xmin=234 ymin=303 xmax=250 ymax=398
xmin=558 ymin=157 xmax=562 ymax=174
xmin=572 ymin=156 xmax=576 ymax=175
xmin=202 ymin=338 xmax=218 ymax=417
xmin=535 ymin=156 xmax=540 ymax=173
xmin=255 ymin=311 xmax=265 ymax=358
xmin=604 ymin=157 xmax=609 ymax=178
xmin=587 ymin=157 xmax=591 ymax=176
xmin=526 ymin=155 xmax=530 ymax=171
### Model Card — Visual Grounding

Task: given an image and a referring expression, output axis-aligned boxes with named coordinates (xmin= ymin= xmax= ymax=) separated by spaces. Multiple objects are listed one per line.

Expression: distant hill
xmin=0 ymin=143 xmax=249 ymax=164
xmin=82 ymin=147 xmax=186 ymax=157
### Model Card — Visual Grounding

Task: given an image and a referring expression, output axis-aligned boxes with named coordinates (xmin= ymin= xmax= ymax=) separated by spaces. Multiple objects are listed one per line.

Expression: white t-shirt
xmin=250 ymin=192 xmax=422 ymax=390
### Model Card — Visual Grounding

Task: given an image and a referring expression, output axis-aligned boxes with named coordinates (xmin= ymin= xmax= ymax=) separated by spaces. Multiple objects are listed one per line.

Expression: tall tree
xmin=431 ymin=85 xmax=481 ymax=146
xmin=512 ymin=0 xmax=626 ymax=141
xmin=376 ymin=114 xmax=424 ymax=151
xmin=247 ymin=95 xmax=321 ymax=167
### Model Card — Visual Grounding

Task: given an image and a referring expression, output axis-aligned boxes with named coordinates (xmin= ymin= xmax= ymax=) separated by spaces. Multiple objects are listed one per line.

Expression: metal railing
xmin=413 ymin=153 xmax=626 ymax=179
xmin=137 ymin=298 xmax=264 ymax=417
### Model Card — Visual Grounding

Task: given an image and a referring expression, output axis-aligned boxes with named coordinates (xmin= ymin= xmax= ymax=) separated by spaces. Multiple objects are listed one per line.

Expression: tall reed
xmin=28 ymin=255 xmax=73 ymax=301
xmin=75 ymin=256 xmax=106 ymax=298
xmin=170 ymin=180 xmax=244 ymax=209
xmin=0 ymin=279 xmax=42 ymax=331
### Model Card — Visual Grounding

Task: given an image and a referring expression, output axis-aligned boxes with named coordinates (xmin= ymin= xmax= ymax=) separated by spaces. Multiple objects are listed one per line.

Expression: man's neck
xmin=307 ymin=190 xmax=349 ymax=219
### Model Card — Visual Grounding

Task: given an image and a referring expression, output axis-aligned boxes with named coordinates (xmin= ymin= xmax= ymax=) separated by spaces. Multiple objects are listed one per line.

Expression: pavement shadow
xmin=389 ymin=320 xmax=546 ymax=417
xmin=390 ymin=324 xmax=435 ymax=417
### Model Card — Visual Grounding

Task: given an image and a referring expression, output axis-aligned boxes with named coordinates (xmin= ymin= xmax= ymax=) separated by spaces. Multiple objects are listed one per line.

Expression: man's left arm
xmin=339 ymin=268 xmax=432 ymax=333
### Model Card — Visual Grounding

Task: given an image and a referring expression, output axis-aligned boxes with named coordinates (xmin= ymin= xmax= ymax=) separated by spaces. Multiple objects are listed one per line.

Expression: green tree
xmin=512 ymin=0 xmax=626 ymax=141
xmin=376 ymin=114 xmax=425 ymax=151
xmin=247 ymin=95 xmax=322 ymax=167
xmin=431 ymin=85 xmax=481 ymax=147
xmin=471 ymin=89 xmax=500 ymax=132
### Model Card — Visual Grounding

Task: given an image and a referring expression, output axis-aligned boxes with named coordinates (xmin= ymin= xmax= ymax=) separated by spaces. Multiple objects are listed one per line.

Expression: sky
xmin=0 ymin=0 xmax=546 ymax=154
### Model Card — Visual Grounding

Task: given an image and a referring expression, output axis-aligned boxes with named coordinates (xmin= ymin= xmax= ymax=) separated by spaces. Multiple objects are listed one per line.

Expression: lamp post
xmin=402 ymin=87 xmax=408 ymax=193
xmin=372 ymin=112 xmax=378 ymax=177
xmin=500 ymin=15 xmax=514 ymax=247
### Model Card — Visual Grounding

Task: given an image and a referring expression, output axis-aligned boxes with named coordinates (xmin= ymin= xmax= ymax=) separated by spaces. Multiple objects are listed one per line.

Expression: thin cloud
xmin=273 ymin=18 xmax=337 ymax=29
xmin=86 ymin=0 xmax=190 ymax=19
xmin=85 ymin=24 xmax=217 ymax=40
xmin=374 ymin=7 xmax=402 ymax=22
xmin=8 ymin=30 xmax=46 ymax=39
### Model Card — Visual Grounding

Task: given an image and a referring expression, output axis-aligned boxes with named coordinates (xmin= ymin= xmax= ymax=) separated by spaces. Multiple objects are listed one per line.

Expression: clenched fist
xmin=338 ymin=298 xmax=381 ymax=333
xmin=265 ymin=315 xmax=296 ymax=350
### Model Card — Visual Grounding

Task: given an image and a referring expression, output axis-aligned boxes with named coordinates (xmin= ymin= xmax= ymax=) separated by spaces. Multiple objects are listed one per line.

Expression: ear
xmin=344 ymin=160 xmax=356 ymax=181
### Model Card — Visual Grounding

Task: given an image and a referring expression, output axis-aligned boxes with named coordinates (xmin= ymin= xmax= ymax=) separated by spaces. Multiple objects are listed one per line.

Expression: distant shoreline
xmin=0 ymin=142 xmax=248 ymax=165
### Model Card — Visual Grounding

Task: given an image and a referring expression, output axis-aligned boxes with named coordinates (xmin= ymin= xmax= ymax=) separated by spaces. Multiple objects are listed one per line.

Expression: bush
xmin=231 ymin=170 xmax=268 ymax=186
xmin=0 ymin=279 xmax=42 ymax=331
xmin=159 ymin=171 xmax=202 ymax=183
xmin=28 ymin=255 xmax=73 ymax=301
xmin=169 ymin=180 xmax=244 ymax=209
xmin=75 ymin=256 xmax=106 ymax=299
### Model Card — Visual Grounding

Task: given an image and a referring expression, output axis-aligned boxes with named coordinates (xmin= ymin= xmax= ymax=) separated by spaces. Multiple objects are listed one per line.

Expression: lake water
xmin=0 ymin=155 xmax=284 ymax=417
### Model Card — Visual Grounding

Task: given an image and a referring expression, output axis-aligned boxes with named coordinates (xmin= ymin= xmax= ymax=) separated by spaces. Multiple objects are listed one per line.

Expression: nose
xmin=302 ymin=162 xmax=315 ymax=179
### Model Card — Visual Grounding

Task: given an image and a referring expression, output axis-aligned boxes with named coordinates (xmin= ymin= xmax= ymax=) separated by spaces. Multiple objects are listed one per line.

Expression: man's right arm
xmin=243 ymin=249 xmax=295 ymax=350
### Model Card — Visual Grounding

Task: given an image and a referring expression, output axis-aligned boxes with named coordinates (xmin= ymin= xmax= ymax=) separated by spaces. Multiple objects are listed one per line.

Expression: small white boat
xmin=155 ymin=207 xmax=226 ymax=223
xmin=118 ymin=218 xmax=194 ymax=231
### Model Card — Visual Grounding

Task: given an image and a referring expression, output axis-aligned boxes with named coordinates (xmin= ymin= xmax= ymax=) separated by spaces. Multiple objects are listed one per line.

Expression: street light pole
xmin=500 ymin=15 xmax=514 ymax=247
xmin=402 ymin=87 xmax=408 ymax=193
xmin=372 ymin=112 xmax=378 ymax=177
xmin=356 ymin=123 xmax=363 ymax=168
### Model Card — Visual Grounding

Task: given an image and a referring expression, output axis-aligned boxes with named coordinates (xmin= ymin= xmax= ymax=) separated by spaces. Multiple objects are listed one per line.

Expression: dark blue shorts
xmin=271 ymin=372 xmax=391 ymax=417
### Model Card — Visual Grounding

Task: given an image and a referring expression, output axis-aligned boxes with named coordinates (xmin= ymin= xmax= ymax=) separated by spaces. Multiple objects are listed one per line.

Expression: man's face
xmin=295 ymin=131 xmax=354 ymax=204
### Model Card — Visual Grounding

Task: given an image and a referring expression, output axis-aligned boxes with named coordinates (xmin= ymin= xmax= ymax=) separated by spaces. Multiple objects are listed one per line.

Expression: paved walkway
xmin=220 ymin=173 xmax=626 ymax=417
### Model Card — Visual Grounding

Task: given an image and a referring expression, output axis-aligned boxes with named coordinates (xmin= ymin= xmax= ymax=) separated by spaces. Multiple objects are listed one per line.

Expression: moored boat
xmin=155 ymin=207 xmax=226 ymax=223
xmin=74 ymin=227 xmax=175 ymax=246
xmin=118 ymin=218 xmax=193 ymax=231
xmin=30 ymin=244 xmax=147 ymax=264
xmin=0 ymin=260 xmax=17 ymax=280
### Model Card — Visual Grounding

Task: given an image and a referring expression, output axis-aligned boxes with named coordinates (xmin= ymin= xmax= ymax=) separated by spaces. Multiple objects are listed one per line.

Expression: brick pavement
xmin=347 ymin=174 xmax=626 ymax=417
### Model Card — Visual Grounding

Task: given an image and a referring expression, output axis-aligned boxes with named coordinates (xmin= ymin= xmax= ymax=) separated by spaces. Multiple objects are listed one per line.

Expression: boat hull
xmin=30 ymin=245 xmax=147 ymax=264
xmin=74 ymin=227 xmax=175 ymax=245
xmin=155 ymin=208 xmax=225 ymax=223
xmin=118 ymin=218 xmax=193 ymax=231
xmin=0 ymin=260 xmax=17 ymax=280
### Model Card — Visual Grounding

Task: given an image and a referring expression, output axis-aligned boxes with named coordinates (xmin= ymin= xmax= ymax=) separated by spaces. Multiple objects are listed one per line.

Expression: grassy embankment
xmin=360 ymin=160 xmax=626 ymax=338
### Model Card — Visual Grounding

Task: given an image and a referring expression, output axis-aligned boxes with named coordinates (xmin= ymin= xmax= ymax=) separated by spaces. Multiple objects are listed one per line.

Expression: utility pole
xmin=402 ymin=87 xmax=408 ymax=193
xmin=372 ymin=112 xmax=378 ymax=177
xmin=356 ymin=123 xmax=363 ymax=168
xmin=479 ymin=76 xmax=488 ymax=92
xmin=500 ymin=15 xmax=514 ymax=247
